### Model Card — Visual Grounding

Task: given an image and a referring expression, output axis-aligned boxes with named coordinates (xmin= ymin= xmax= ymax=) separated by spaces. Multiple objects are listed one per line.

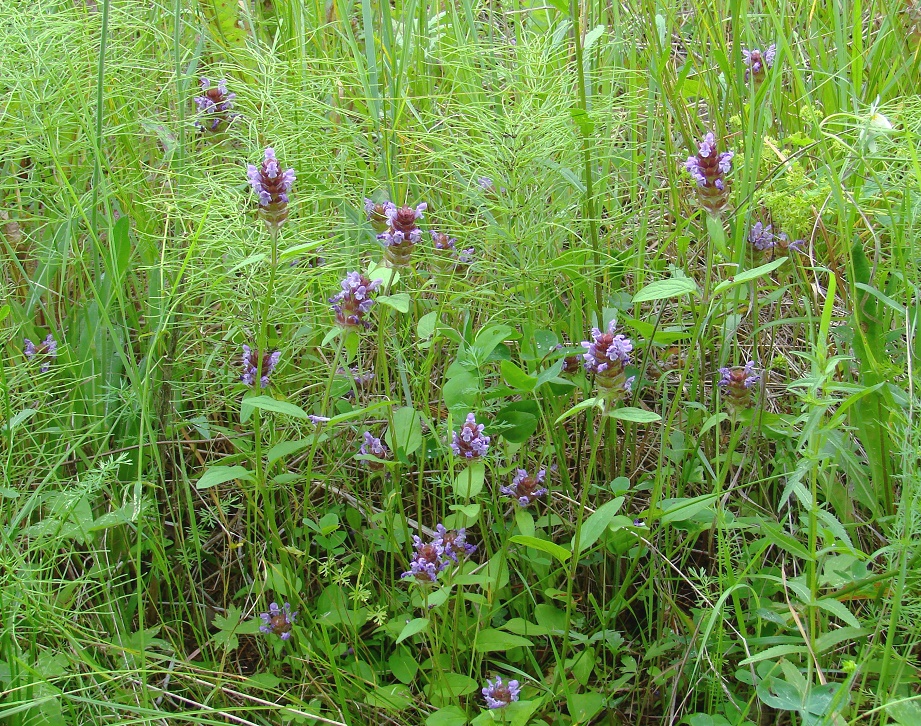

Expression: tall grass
xmin=1 ymin=0 xmax=920 ymax=724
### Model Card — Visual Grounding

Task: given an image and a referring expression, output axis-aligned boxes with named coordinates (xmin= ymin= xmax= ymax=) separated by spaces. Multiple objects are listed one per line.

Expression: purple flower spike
xmin=482 ymin=676 xmax=521 ymax=709
xmin=194 ymin=77 xmax=237 ymax=132
xmin=581 ymin=321 xmax=634 ymax=400
xmin=358 ymin=431 xmax=390 ymax=470
xmin=364 ymin=197 xmax=391 ymax=233
xmin=742 ymin=44 xmax=777 ymax=83
xmin=685 ymin=133 xmax=734 ymax=216
xmin=241 ymin=345 xmax=280 ymax=388
xmin=378 ymin=202 xmax=427 ymax=267
xmin=502 ymin=468 xmax=548 ymax=507
xmin=401 ymin=535 xmax=447 ymax=584
xmin=24 ymin=334 xmax=58 ymax=373
xmin=329 ymin=272 xmax=383 ymax=329
xmin=718 ymin=361 xmax=760 ymax=410
xmin=431 ymin=231 xmax=473 ymax=271
xmin=451 ymin=413 xmax=490 ymax=459
xmin=748 ymin=221 xmax=775 ymax=250
xmin=247 ymin=147 xmax=296 ymax=229
xmin=433 ymin=524 xmax=477 ymax=561
xmin=259 ymin=601 xmax=297 ymax=640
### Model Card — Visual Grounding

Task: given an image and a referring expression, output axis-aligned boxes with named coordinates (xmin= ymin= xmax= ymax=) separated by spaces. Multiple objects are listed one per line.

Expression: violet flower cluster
xmin=241 ymin=345 xmax=281 ymax=388
xmin=24 ymin=334 xmax=57 ymax=373
xmin=247 ymin=147 xmax=296 ymax=229
xmin=401 ymin=525 xmax=476 ymax=584
xmin=685 ymin=132 xmax=734 ymax=216
xmin=718 ymin=362 xmax=760 ymax=410
xmin=742 ymin=44 xmax=777 ymax=84
xmin=431 ymin=231 xmax=474 ymax=269
xmin=501 ymin=468 xmax=548 ymax=507
xmin=582 ymin=321 xmax=635 ymax=400
xmin=329 ymin=272 xmax=383 ymax=329
xmin=482 ymin=676 xmax=521 ymax=709
xmin=259 ymin=601 xmax=297 ymax=640
xmin=358 ymin=431 xmax=390 ymax=470
xmin=748 ymin=222 xmax=803 ymax=253
xmin=364 ymin=198 xmax=391 ymax=233
xmin=194 ymin=78 xmax=237 ymax=132
xmin=451 ymin=413 xmax=490 ymax=459
xmin=378 ymin=202 xmax=427 ymax=267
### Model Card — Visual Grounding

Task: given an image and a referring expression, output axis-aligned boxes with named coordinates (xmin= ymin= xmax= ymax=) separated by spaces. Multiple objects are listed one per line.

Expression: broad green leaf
xmin=241 ymin=395 xmax=310 ymax=422
xmin=365 ymin=684 xmax=412 ymax=711
xmin=659 ymin=493 xmax=718 ymax=524
xmin=500 ymin=359 xmax=536 ymax=391
xmin=442 ymin=372 xmax=480 ymax=415
xmin=713 ymin=257 xmax=788 ymax=294
xmin=568 ymin=691 xmax=606 ymax=723
xmin=607 ymin=407 xmax=661 ymax=423
xmin=885 ymin=699 xmax=921 ymax=726
xmin=555 ymin=397 xmax=602 ymax=424
xmin=814 ymin=597 xmax=860 ymax=628
xmin=632 ymin=277 xmax=698 ymax=303
xmin=572 ymin=497 xmax=624 ymax=554
xmin=267 ymin=437 xmax=319 ymax=465
xmin=388 ymin=649 xmax=418 ymax=684
xmin=474 ymin=628 xmax=533 ymax=652
xmin=453 ymin=462 xmax=485 ymax=499
xmin=417 ymin=311 xmax=438 ymax=340
xmin=426 ymin=706 xmax=468 ymax=726
xmin=386 ymin=406 xmax=423 ymax=456
xmin=472 ymin=324 xmax=514 ymax=362
xmin=501 ymin=618 xmax=550 ymax=636
xmin=377 ymin=293 xmax=411 ymax=313
xmin=509 ymin=535 xmax=571 ymax=563
xmin=196 ymin=465 xmax=254 ymax=489
xmin=739 ymin=644 xmax=808 ymax=666
xmin=395 ymin=617 xmax=430 ymax=644
xmin=759 ymin=520 xmax=814 ymax=561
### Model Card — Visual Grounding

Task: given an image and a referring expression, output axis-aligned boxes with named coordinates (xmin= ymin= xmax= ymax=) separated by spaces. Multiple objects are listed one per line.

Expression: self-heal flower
xmin=401 ymin=535 xmax=447 ymax=584
xmin=685 ymin=132 xmax=734 ymax=215
xmin=431 ymin=231 xmax=474 ymax=271
xmin=259 ymin=602 xmax=297 ymax=640
xmin=378 ymin=202 xmax=426 ymax=268
xmin=482 ymin=676 xmax=521 ymax=709
xmin=582 ymin=321 xmax=634 ymax=400
xmin=329 ymin=272 xmax=383 ymax=329
xmin=433 ymin=524 xmax=476 ymax=562
xmin=24 ymin=334 xmax=57 ymax=373
xmin=364 ymin=197 xmax=391 ymax=233
xmin=451 ymin=413 xmax=490 ymax=459
xmin=742 ymin=44 xmax=776 ymax=84
xmin=502 ymin=468 xmax=548 ymax=507
xmin=241 ymin=345 xmax=280 ymax=388
xmin=194 ymin=78 xmax=237 ymax=132
xmin=358 ymin=431 xmax=390 ymax=470
xmin=718 ymin=361 xmax=759 ymax=410
xmin=247 ymin=147 xmax=296 ymax=229
xmin=748 ymin=221 xmax=775 ymax=251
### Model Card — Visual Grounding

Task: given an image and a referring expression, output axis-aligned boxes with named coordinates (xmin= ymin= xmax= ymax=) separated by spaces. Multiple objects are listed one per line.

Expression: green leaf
xmin=417 ymin=311 xmax=438 ymax=340
xmin=196 ymin=465 xmax=254 ymax=489
xmin=607 ymin=407 xmax=661 ymax=423
xmin=426 ymin=706 xmax=468 ymax=726
xmin=514 ymin=508 xmax=535 ymax=537
xmin=658 ymin=493 xmax=718 ymax=524
xmin=386 ymin=406 xmax=423 ymax=457
xmin=472 ymin=324 xmax=514 ymax=362
xmin=396 ymin=617 xmax=430 ymax=644
xmin=365 ymin=684 xmax=412 ymax=711
xmin=501 ymin=618 xmax=549 ymax=636
xmin=632 ymin=277 xmax=698 ymax=303
xmin=738 ymin=644 xmax=808 ymax=666
xmin=713 ymin=257 xmax=789 ymax=295
xmin=509 ymin=535 xmax=571 ymax=563
xmin=388 ymin=649 xmax=418 ymax=684
xmin=240 ymin=395 xmax=310 ymax=423
xmin=500 ymin=360 xmax=536 ymax=391
xmin=885 ymin=699 xmax=921 ymax=726
xmin=453 ymin=462 xmax=485 ymax=499
xmin=568 ymin=691 xmax=606 ymax=723
xmin=555 ymin=397 xmax=602 ymax=424
xmin=572 ymin=497 xmax=624 ymax=554
xmin=267 ymin=437 xmax=319 ymax=465
xmin=442 ymin=372 xmax=480 ymax=415
xmin=377 ymin=293 xmax=411 ymax=313
xmin=473 ymin=628 xmax=534 ymax=652
xmin=492 ymin=408 xmax=539 ymax=444
xmin=759 ymin=520 xmax=814 ymax=561
xmin=211 ymin=606 xmax=243 ymax=651
xmin=814 ymin=597 xmax=860 ymax=628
